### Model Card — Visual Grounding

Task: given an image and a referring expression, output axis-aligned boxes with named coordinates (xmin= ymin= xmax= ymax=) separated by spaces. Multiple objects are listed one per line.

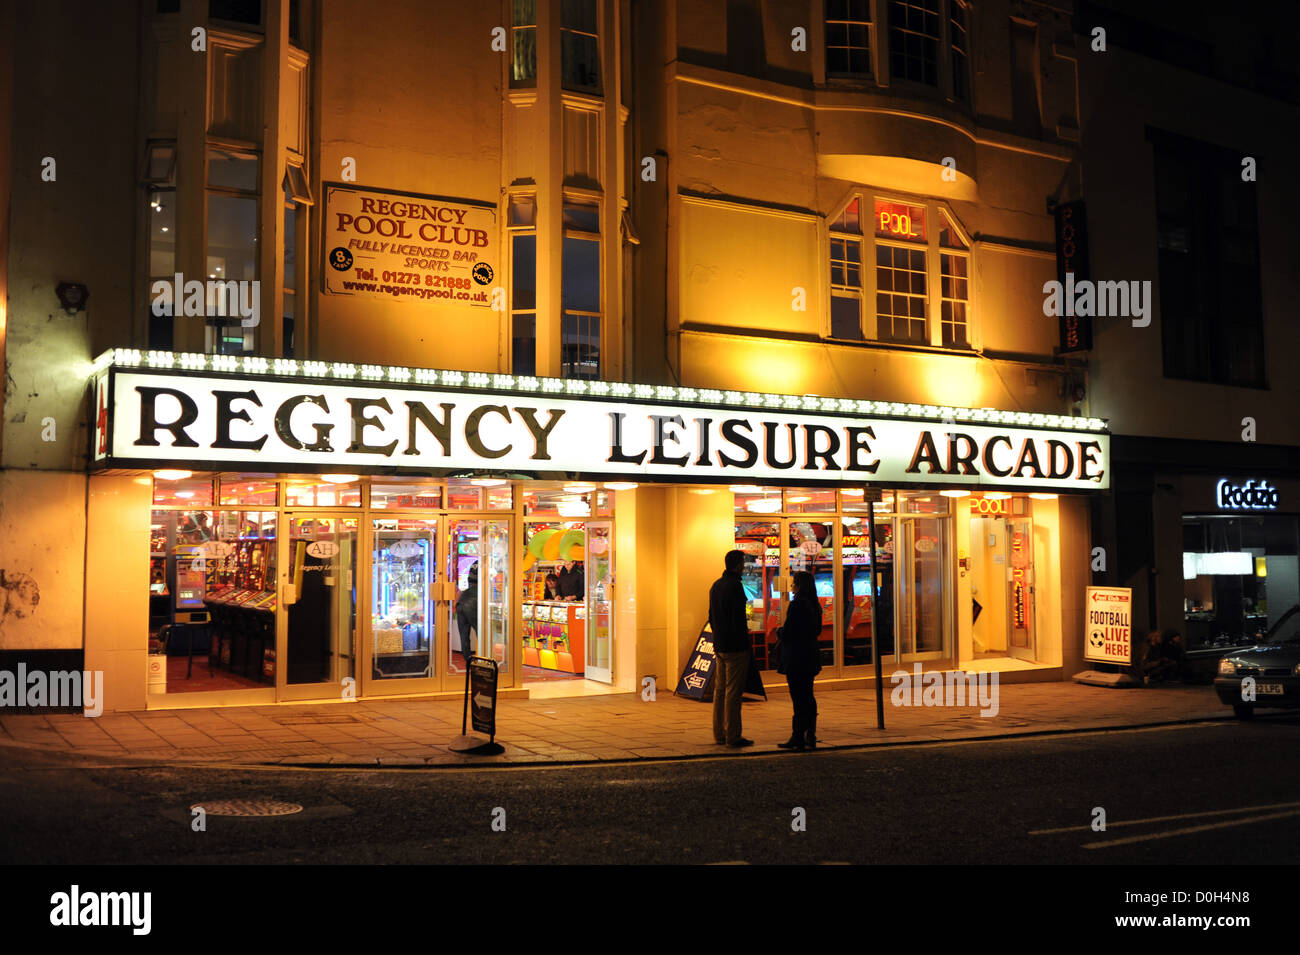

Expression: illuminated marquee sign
xmin=91 ymin=359 xmax=1110 ymax=491
xmin=874 ymin=200 xmax=925 ymax=242
xmin=1217 ymin=479 xmax=1278 ymax=511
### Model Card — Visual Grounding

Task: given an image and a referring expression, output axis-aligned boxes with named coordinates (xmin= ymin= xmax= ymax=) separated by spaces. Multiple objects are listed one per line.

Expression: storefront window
xmin=784 ymin=487 xmax=837 ymax=513
xmin=153 ymin=476 xmax=214 ymax=507
xmin=446 ymin=479 xmax=513 ymax=510
xmin=840 ymin=488 xmax=893 ymax=513
xmin=732 ymin=485 xmax=782 ymax=515
xmin=372 ymin=517 xmax=436 ymax=679
xmin=1182 ymin=515 xmax=1299 ymax=648
xmin=219 ymin=478 xmax=278 ymax=507
xmin=370 ymin=482 xmax=443 ymax=509
xmin=284 ymin=479 xmax=361 ymax=507
xmin=149 ymin=507 xmax=276 ymax=695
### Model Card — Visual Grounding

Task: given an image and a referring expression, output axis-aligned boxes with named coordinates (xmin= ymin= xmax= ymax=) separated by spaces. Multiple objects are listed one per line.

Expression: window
xmin=562 ymin=200 xmax=601 ymax=379
xmin=876 ymin=245 xmax=927 ymax=343
xmin=888 ymin=0 xmax=940 ymax=86
xmin=511 ymin=0 xmax=537 ymax=88
xmin=939 ymin=211 xmax=969 ymax=347
xmin=509 ymin=195 xmax=537 ymax=376
xmin=825 ymin=0 xmax=872 ymax=77
xmin=205 ymin=147 xmax=260 ymax=355
xmin=144 ymin=142 xmax=177 ymax=350
xmin=829 ymin=198 xmax=864 ymax=340
xmin=210 ymin=0 xmax=261 ymax=28
xmin=827 ymin=194 xmax=972 ymax=349
xmin=949 ymin=1 xmax=970 ymax=103
xmin=282 ymin=163 xmax=312 ymax=359
xmin=1150 ymin=129 xmax=1265 ymax=387
xmin=562 ymin=0 xmax=600 ymax=94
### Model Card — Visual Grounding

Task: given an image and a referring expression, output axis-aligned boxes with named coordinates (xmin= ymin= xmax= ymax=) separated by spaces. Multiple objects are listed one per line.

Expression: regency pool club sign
xmin=93 ymin=366 xmax=1109 ymax=491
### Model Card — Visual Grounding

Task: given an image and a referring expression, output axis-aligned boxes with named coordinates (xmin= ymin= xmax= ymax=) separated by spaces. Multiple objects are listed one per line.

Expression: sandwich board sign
xmin=1084 ymin=586 xmax=1133 ymax=665
xmin=675 ymin=624 xmax=767 ymax=701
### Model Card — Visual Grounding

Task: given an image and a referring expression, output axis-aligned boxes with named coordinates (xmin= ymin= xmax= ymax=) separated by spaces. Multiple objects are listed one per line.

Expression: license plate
xmin=1257 ymin=683 xmax=1285 ymax=695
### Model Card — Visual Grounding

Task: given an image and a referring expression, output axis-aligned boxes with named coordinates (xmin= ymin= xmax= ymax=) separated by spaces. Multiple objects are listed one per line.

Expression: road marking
xmin=1029 ymin=799 xmax=1300 ymax=835
xmin=1083 ymin=808 xmax=1300 ymax=850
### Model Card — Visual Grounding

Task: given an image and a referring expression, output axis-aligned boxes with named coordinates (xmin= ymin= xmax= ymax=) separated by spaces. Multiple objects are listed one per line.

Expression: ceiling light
xmin=983 ymin=492 xmax=1011 ymax=500
xmin=563 ymin=483 xmax=597 ymax=493
xmin=154 ymin=469 xmax=193 ymax=481
xmin=840 ymin=488 xmax=864 ymax=497
xmin=470 ymin=478 xmax=506 ymax=487
xmin=940 ymin=490 xmax=970 ymax=498
xmin=746 ymin=498 xmax=781 ymax=513
xmin=174 ymin=490 xmax=194 ymax=499
xmin=787 ymin=495 xmax=810 ymax=503
xmin=604 ymin=482 xmax=638 ymax=491
xmin=729 ymin=485 xmax=762 ymax=493
xmin=1028 ymin=493 xmax=1058 ymax=500
xmin=321 ymin=473 xmax=359 ymax=484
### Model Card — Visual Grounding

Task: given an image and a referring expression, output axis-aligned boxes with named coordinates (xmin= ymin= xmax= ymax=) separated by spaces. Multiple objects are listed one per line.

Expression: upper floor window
xmin=205 ymin=146 xmax=260 ymax=355
xmin=511 ymin=0 xmax=538 ymax=88
xmin=888 ymin=0 xmax=940 ymax=86
xmin=562 ymin=0 xmax=601 ymax=94
xmin=825 ymin=0 xmax=873 ymax=77
xmin=823 ymin=0 xmax=971 ymax=105
xmin=509 ymin=195 xmax=538 ymax=376
xmin=827 ymin=193 xmax=972 ymax=349
xmin=949 ymin=1 xmax=970 ymax=103
xmin=1150 ymin=129 xmax=1265 ymax=388
xmin=144 ymin=142 xmax=178 ymax=350
xmin=561 ymin=199 xmax=601 ymax=378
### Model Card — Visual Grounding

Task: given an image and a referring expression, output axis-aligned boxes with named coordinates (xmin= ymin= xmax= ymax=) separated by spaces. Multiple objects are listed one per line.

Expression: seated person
xmin=1161 ymin=629 xmax=1185 ymax=681
xmin=1141 ymin=630 xmax=1177 ymax=685
xmin=544 ymin=572 xmax=560 ymax=600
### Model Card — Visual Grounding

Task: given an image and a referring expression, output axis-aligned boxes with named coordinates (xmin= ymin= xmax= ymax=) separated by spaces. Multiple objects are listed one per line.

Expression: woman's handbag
xmin=773 ymin=625 xmax=787 ymax=674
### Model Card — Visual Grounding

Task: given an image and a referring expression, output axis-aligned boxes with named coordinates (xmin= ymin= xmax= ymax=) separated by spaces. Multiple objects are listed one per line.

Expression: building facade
xmin=2 ymin=0 xmax=1110 ymax=713
xmin=1075 ymin=0 xmax=1300 ymax=665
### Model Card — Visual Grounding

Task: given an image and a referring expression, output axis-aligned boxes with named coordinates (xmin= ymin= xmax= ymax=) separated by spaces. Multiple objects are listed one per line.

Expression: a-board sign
xmin=1084 ymin=586 xmax=1132 ymax=665
xmin=675 ymin=625 xmax=767 ymax=701
xmin=468 ymin=655 xmax=499 ymax=737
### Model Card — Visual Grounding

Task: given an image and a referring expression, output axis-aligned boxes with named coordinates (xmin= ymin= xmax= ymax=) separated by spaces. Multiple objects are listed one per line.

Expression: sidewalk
xmin=0 ymin=682 xmax=1229 ymax=768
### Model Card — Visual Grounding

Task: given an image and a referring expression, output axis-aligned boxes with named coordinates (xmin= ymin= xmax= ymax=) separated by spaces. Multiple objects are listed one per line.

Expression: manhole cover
xmin=192 ymin=799 xmax=304 ymax=817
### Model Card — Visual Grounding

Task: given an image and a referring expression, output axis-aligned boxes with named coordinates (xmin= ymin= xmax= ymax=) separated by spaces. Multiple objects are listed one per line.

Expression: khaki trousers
xmin=712 ymin=650 xmax=749 ymax=744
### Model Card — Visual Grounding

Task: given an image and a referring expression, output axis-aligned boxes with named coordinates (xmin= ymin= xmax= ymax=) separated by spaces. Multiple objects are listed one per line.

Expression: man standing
xmin=709 ymin=549 xmax=753 ymax=748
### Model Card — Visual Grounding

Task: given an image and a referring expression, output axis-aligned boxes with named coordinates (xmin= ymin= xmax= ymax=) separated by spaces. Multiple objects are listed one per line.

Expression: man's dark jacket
xmin=708 ymin=569 xmax=750 ymax=653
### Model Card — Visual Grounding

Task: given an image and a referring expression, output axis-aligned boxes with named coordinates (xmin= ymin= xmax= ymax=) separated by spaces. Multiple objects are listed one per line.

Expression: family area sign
xmin=90 ymin=355 xmax=1110 ymax=491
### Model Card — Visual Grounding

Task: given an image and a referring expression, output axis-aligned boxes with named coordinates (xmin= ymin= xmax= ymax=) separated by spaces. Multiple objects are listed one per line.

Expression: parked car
xmin=1214 ymin=604 xmax=1300 ymax=718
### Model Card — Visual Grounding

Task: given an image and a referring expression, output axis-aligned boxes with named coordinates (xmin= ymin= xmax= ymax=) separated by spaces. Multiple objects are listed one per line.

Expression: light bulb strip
xmin=95 ymin=348 xmax=1110 ymax=434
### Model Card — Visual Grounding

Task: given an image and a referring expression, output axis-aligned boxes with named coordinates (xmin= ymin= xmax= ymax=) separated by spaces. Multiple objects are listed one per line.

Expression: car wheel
xmin=1232 ymin=703 xmax=1255 ymax=720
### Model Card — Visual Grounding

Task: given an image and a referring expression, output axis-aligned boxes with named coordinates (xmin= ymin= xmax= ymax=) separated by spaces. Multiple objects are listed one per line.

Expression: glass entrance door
xmin=446 ymin=518 xmax=512 ymax=683
xmin=1006 ymin=517 xmax=1035 ymax=661
xmin=366 ymin=516 xmax=443 ymax=695
xmin=584 ymin=522 xmax=614 ymax=683
xmin=278 ymin=515 xmax=358 ymax=701
xmin=896 ymin=516 xmax=948 ymax=660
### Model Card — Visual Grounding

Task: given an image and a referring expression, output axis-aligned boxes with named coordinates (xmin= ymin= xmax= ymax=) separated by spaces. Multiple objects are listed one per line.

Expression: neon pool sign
xmin=874 ymin=200 xmax=925 ymax=241
xmin=1217 ymin=479 xmax=1278 ymax=511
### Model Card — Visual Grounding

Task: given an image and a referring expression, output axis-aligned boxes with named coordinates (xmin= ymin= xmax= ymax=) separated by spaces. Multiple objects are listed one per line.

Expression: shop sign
xmin=102 ymin=368 xmax=1111 ymax=491
xmin=468 ymin=656 xmax=498 ymax=737
xmin=1217 ymin=478 xmax=1278 ymax=511
xmin=1084 ymin=586 xmax=1132 ymax=665
xmin=971 ymin=497 xmax=1007 ymax=515
xmin=322 ymin=184 xmax=497 ymax=309
xmin=1054 ymin=200 xmax=1093 ymax=353
xmin=675 ymin=625 xmax=767 ymax=701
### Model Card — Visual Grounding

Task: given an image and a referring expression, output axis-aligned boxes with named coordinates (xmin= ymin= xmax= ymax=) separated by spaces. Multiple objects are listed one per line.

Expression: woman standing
xmin=777 ymin=570 xmax=823 ymax=751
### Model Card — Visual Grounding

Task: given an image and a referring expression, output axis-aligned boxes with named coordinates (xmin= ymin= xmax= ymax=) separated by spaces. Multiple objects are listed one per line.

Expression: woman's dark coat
xmin=780 ymin=593 xmax=823 ymax=676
